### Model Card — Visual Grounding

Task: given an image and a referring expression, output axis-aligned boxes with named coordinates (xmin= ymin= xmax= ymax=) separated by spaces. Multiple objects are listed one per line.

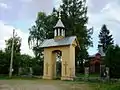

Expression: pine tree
xmin=99 ymin=24 xmax=114 ymax=53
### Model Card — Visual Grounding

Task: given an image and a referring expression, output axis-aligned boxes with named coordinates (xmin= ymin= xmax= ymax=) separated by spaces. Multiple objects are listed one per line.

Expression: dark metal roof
xmin=40 ymin=36 xmax=77 ymax=48
xmin=89 ymin=52 xmax=105 ymax=58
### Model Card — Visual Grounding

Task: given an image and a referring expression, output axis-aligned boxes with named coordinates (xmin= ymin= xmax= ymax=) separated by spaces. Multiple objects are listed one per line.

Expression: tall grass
xmin=90 ymin=81 xmax=120 ymax=90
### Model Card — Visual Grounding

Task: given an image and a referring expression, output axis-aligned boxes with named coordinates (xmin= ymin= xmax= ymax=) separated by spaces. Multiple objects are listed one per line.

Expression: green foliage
xmin=28 ymin=12 xmax=58 ymax=75
xmin=90 ymin=82 xmax=120 ymax=90
xmin=61 ymin=0 xmax=93 ymax=46
xmin=4 ymin=35 xmax=22 ymax=74
xmin=59 ymin=0 xmax=93 ymax=73
xmin=32 ymin=63 xmax=43 ymax=75
xmin=5 ymin=35 xmax=21 ymax=54
xmin=20 ymin=54 xmax=33 ymax=68
xmin=0 ymin=35 xmax=22 ymax=75
xmin=28 ymin=12 xmax=57 ymax=60
xmin=99 ymin=24 xmax=114 ymax=53
xmin=0 ymin=35 xmax=37 ymax=75
xmin=105 ymin=45 xmax=120 ymax=78
xmin=0 ymin=50 xmax=10 ymax=74
xmin=76 ymin=48 xmax=89 ymax=72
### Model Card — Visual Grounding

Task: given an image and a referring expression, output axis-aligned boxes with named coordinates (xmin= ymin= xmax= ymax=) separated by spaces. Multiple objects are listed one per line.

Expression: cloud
xmin=0 ymin=20 xmax=34 ymax=56
xmin=86 ymin=0 xmax=93 ymax=8
xmin=0 ymin=0 xmax=54 ymax=22
xmin=88 ymin=0 xmax=120 ymax=55
xmin=20 ymin=0 xmax=33 ymax=2
xmin=54 ymin=0 xmax=62 ymax=9
xmin=0 ymin=2 xmax=9 ymax=9
xmin=99 ymin=2 xmax=120 ymax=45
xmin=18 ymin=0 xmax=53 ymax=18
xmin=101 ymin=2 xmax=120 ymax=22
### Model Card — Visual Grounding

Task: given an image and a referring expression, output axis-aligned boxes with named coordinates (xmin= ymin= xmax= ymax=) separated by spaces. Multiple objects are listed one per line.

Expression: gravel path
xmin=0 ymin=80 xmax=91 ymax=90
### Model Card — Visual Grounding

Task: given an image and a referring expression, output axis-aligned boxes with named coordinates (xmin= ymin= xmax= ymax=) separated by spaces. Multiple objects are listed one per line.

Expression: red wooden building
xmin=89 ymin=45 xmax=105 ymax=73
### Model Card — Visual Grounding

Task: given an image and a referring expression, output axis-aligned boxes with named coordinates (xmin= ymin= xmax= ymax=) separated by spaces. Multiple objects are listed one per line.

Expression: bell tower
xmin=41 ymin=8 xmax=79 ymax=81
xmin=54 ymin=9 xmax=65 ymax=40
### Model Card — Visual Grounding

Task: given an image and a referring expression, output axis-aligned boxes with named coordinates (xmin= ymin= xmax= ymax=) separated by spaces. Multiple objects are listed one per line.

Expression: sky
xmin=0 ymin=0 xmax=120 ymax=56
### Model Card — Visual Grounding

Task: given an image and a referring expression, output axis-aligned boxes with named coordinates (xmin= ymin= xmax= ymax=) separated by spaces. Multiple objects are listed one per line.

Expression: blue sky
xmin=0 ymin=0 xmax=120 ymax=56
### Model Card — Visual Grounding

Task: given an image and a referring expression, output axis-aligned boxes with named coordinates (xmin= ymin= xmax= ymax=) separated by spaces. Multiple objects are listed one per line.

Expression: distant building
xmin=89 ymin=45 xmax=105 ymax=73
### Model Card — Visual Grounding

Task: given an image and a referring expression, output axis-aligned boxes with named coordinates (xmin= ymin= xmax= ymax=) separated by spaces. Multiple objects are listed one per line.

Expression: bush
xmin=105 ymin=45 xmax=120 ymax=78
xmin=33 ymin=64 xmax=43 ymax=75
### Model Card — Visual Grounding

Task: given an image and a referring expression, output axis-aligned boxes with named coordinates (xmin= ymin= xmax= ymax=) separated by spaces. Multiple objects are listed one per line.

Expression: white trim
xmin=58 ymin=28 xmax=60 ymax=36
xmin=62 ymin=29 xmax=64 ymax=36
xmin=54 ymin=29 xmax=57 ymax=36
xmin=63 ymin=30 xmax=65 ymax=36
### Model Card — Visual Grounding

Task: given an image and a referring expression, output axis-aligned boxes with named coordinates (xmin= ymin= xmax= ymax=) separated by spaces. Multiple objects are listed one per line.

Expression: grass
xmin=75 ymin=73 xmax=120 ymax=90
xmin=89 ymin=81 xmax=120 ymax=90
xmin=0 ymin=75 xmax=10 ymax=80
xmin=60 ymin=80 xmax=120 ymax=90
xmin=0 ymin=75 xmax=39 ymax=80
xmin=76 ymin=73 xmax=100 ymax=77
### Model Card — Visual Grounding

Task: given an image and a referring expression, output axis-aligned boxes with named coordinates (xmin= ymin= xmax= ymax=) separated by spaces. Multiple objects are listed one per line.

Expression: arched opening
xmin=95 ymin=62 xmax=100 ymax=73
xmin=52 ymin=50 xmax=62 ymax=79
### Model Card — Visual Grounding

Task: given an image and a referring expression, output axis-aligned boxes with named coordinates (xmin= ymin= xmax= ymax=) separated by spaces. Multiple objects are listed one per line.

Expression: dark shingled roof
xmin=40 ymin=36 xmax=77 ymax=48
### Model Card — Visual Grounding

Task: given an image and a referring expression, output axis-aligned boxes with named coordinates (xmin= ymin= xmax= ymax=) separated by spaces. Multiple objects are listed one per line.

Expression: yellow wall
xmin=69 ymin=44 xmax=75 ymax=77
xmin=43 ymin=40 xmax=77 ymax=80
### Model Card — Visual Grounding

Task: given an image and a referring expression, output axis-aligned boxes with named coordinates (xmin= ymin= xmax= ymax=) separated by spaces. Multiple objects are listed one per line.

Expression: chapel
xmin=40 ymin=11 xmax=79 ymax=80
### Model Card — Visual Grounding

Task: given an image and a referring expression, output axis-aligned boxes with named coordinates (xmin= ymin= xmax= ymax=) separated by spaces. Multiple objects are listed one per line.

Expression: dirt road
xmin=0 ymin=80 xmax=91 ymax=90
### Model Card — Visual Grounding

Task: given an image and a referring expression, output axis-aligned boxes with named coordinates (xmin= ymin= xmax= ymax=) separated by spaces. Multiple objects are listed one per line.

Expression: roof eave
xmin=40 ymin=44 xmax=71 ymax=48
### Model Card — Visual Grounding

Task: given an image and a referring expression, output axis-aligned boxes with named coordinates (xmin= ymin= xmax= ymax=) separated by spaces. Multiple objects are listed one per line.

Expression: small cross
xmin=58 ymin=7 xmax=62 ymax=19
xmin=46 ymin=63 xmax=49 ymax=75
xmin=69 ymin=68 xmax=72 ymax=77
xmin=63 ymin=61 xmax=68 ymax=75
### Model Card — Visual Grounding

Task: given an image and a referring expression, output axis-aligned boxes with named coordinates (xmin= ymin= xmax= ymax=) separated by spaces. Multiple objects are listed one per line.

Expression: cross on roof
xmin=58 ymin=7 xmax=62 ymax=19
xmin=63 ymin=61 xmax=68 ymax=75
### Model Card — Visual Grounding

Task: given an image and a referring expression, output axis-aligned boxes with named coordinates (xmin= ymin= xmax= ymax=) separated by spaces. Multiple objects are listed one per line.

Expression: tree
xmin=18 ymin=54 xmax=35 ymax=75
xmin=5 ymin=34 xmax=22 ymax=74
xmin=28 ymin=12 xmax=57 ymax=60
xmin=99 ymin=24 xmax=114 ymax=53
xmin=105 ymin=45 xmax=120 ymax=78
xmin=5 ymin=34 xmax=21 ymax=54
xmin=19 ymin=54 xmax=33 ymax=68
xmin=28 ymin=12 xmax=57 ymax=75
xmin=0 ymin=35 xmax=39 ymax=75
xmin=60 ymin=0 xmax=93 ymax=72
xmin=0 ymin=50 xmax=9 ymax=74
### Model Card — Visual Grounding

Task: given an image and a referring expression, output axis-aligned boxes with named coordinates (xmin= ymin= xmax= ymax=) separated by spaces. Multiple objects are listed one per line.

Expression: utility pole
xmin=9 ymin=29 xmax=15 ymax=78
